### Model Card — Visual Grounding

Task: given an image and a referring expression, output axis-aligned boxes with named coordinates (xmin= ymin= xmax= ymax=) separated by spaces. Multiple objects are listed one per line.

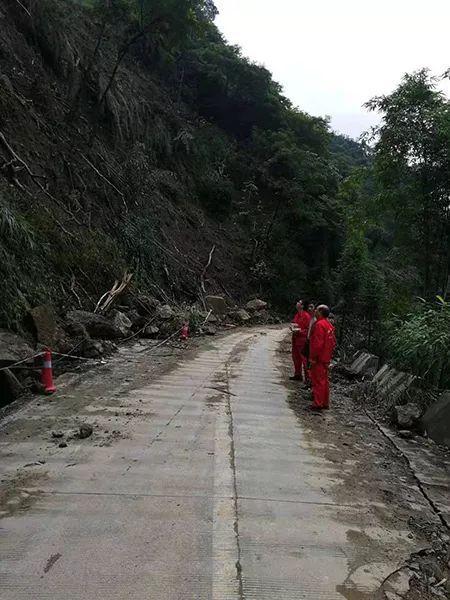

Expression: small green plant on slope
xmin=0 ymin=192 xmax=45 ymax=328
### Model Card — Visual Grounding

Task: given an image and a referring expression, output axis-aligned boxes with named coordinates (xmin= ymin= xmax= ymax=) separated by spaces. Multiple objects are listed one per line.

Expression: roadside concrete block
xmin=369 ymin=365 xmax=417 ymax=406
xmin=349 ymin=352 xmax=379 ymax=378
xmin=375 ymin=366 xmax=398 ymax=390
xmin=372 ymin=364 xmax=390 ymax=384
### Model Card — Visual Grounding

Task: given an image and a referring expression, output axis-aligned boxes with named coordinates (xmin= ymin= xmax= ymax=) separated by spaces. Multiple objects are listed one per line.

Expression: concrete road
xmin=0 ymin=330 xmax=425 ymax=599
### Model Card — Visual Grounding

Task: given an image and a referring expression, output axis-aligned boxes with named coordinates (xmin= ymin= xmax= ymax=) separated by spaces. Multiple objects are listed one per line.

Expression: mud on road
xmin=0 ymin=337 xmax=202 ymax=517
xmin=279 ymin=336 xmax=450 ymax=600
xmin=0 ymin=328 xmax=449 ymax=599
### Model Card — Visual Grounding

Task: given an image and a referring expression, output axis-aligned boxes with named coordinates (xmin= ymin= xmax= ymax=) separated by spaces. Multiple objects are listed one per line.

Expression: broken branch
xmin=80 ymin=153 xmax=126 ymax=207
xmin=94 ymin=272 xmax=133 ymax=314
xmin=200 ymin=244 xmax=216 ymax=294
xmin=14 ymin=0 xmax=31 ymax=17
xmin=70 ymin=274 xmax=83 ymax=308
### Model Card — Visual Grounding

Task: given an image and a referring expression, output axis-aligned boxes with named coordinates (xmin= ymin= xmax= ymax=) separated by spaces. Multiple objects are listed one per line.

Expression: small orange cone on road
xmin=41 ymin=350 xmax=56 ymax=395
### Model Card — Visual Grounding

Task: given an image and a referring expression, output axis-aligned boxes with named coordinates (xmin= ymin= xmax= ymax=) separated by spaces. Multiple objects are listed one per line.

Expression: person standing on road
xmin=306 ymin=302 xmax=317 ymax=347
xmin=307 ymin=302 xmax=316 ymax=322
xmin=309 ymin=304 xmax=336 ymax=410
xmin=290 ymin=300 xmax=311 ymax=381
xmin=302 ymin=302 xmax=316 ymax=385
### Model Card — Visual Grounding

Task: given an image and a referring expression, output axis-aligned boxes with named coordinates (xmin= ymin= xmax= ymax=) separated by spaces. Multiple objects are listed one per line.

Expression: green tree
xmin=91 ymin=0 xmax=216 ymax=104
xmin=334 ymin=171 xmax=385 ymax=346
xmin=365 ymin=69 xmax=450 ymax=296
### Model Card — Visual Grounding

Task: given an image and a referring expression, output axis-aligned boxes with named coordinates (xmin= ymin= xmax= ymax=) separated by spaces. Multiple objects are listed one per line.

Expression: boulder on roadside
xmin=65 ymin=321 xmax=89 ymax=339
xmin=249 ymin=309 xmax=274 ymax=324
xmin=245 ymin=299 xmax=268 ymax=312
xmin=101 ymin=341 xmax=117 ymax=355
xmin=142 ymin=325 xmax=160 ymax=338
xmin=202 ymin=324 xmax=217 ymax=336
xmin=421 ymin=391 xmax=450 ymax=448
xmin=0 ymin=329 xmax=34 ymax=367
xmin=81 ymin=339 xmax=104 ymax=359
xmin=231 ymin=309 xmax=251 ymax=323
xmin=65 ymin=310 xmax=122 ymax=340
xmin=125 ymin=309 xmax=147 ymax=330
xmin=27 ymin=305 xmax=58 ymax=347
xmin=81 ymin=338 xmax=117 ymax=359
xmin=111 ymin=310 xmax=132 ymax=337
xmin=156 ymin=304 xmax=175 ymax=320
xmin=394 ymin=403 xmax=423 ymax=430
xmin=206 ymin=295 xmax=229 ymax=316
xmin=134 ymin=294 xmax=161 ymax=315
xmin=0 ymin=369 xmax=23 ymax=407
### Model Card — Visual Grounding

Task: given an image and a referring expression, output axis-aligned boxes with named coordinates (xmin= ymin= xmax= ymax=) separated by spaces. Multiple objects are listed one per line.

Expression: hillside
xmin=0 ymin=0 xmax=366 ymax=330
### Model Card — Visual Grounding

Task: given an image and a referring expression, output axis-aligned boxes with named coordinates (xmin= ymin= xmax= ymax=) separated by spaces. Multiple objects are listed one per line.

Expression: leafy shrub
xmin=188 ymin=309 xmax=204 ymax=334
xmin=388 ymin=297 xmax=450 ymax=388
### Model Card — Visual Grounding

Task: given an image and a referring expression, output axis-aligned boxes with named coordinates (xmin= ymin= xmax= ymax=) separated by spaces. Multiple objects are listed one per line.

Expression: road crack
xmin=224 ymin=361 xmax=244 ymax=600
xmin=364 ymin=408 xmax=450 ymax=531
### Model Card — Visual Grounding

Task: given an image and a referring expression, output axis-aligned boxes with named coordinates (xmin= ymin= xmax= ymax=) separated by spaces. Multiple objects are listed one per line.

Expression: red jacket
xmin=310 ymin=317 xmax=336 ymax=363
xmin=292 ymin=310 xmax=311 ymax=339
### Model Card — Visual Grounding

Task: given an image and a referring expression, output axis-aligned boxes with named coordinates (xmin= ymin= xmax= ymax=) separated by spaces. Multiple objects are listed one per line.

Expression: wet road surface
xmin=0 ymin=329 xmax=426 ymax=599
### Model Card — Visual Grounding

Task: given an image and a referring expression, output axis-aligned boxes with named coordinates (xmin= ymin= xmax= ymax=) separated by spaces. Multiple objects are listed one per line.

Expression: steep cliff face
xmin=0 ymin=1 xmax=250 ymax=328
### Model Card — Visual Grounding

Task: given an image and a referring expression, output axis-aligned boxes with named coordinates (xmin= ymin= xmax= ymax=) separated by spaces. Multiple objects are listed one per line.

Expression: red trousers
xmin=292 ymin=336 xmax=308 ymax=379
xmin=310 ymin=362 xmax=330 ymax=408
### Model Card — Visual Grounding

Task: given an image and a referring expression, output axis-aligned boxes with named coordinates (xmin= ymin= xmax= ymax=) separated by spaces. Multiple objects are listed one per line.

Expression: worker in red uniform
xmin=303 ymin=302 xmax=316 ymax=385
xmin=290 ymin=300 xmax=311 ymax=381
xmin=309 ymin=304 xmax=336 ymax=410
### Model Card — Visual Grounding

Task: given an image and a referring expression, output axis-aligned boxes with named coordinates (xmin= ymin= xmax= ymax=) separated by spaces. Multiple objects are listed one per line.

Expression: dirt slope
xmin=0 ymin=0 xmax=250 ymax=329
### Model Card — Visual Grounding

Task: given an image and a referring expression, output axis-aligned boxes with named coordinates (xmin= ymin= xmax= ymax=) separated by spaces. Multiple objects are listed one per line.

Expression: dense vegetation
xmin=1 ymin=1 xmax=448 ymax=387
xmin=335 ymin=70 xmax=450 ymax=387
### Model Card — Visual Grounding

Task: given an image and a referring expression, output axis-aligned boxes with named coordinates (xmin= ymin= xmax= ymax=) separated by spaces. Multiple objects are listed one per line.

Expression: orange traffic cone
xmin=180 ymin=323 xmax=189 ymax=341
xmin=41 ymin=350 xmax=56 ymax=394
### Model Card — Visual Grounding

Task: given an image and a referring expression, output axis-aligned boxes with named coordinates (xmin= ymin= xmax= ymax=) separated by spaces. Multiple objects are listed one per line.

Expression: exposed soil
xmin=0 ymin=0 xmax=252 ymax=329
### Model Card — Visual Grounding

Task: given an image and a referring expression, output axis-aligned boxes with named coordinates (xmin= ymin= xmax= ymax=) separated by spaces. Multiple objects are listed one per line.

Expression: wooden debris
xmin=95 ymin=272 xmax=133 ymax=314
xmin=200 ymin=245 xmax=216 ymax=294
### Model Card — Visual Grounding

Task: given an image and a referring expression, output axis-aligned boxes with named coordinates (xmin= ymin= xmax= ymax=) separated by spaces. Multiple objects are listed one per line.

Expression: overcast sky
xmin=214 ymin=0 xmax=450 ymax=139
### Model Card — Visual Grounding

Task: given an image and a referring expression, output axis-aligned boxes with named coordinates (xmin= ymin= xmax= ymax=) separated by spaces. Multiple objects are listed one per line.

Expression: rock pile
xmin=0 ymin=295 xmax=275 ymax=406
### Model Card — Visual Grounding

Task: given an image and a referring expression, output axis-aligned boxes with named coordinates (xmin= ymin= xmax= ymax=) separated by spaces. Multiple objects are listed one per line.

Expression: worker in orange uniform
xmin=309 ymin=304 xmax=336 ymax=410
xmin=290 ymin=300 xmax=311 ymax=381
